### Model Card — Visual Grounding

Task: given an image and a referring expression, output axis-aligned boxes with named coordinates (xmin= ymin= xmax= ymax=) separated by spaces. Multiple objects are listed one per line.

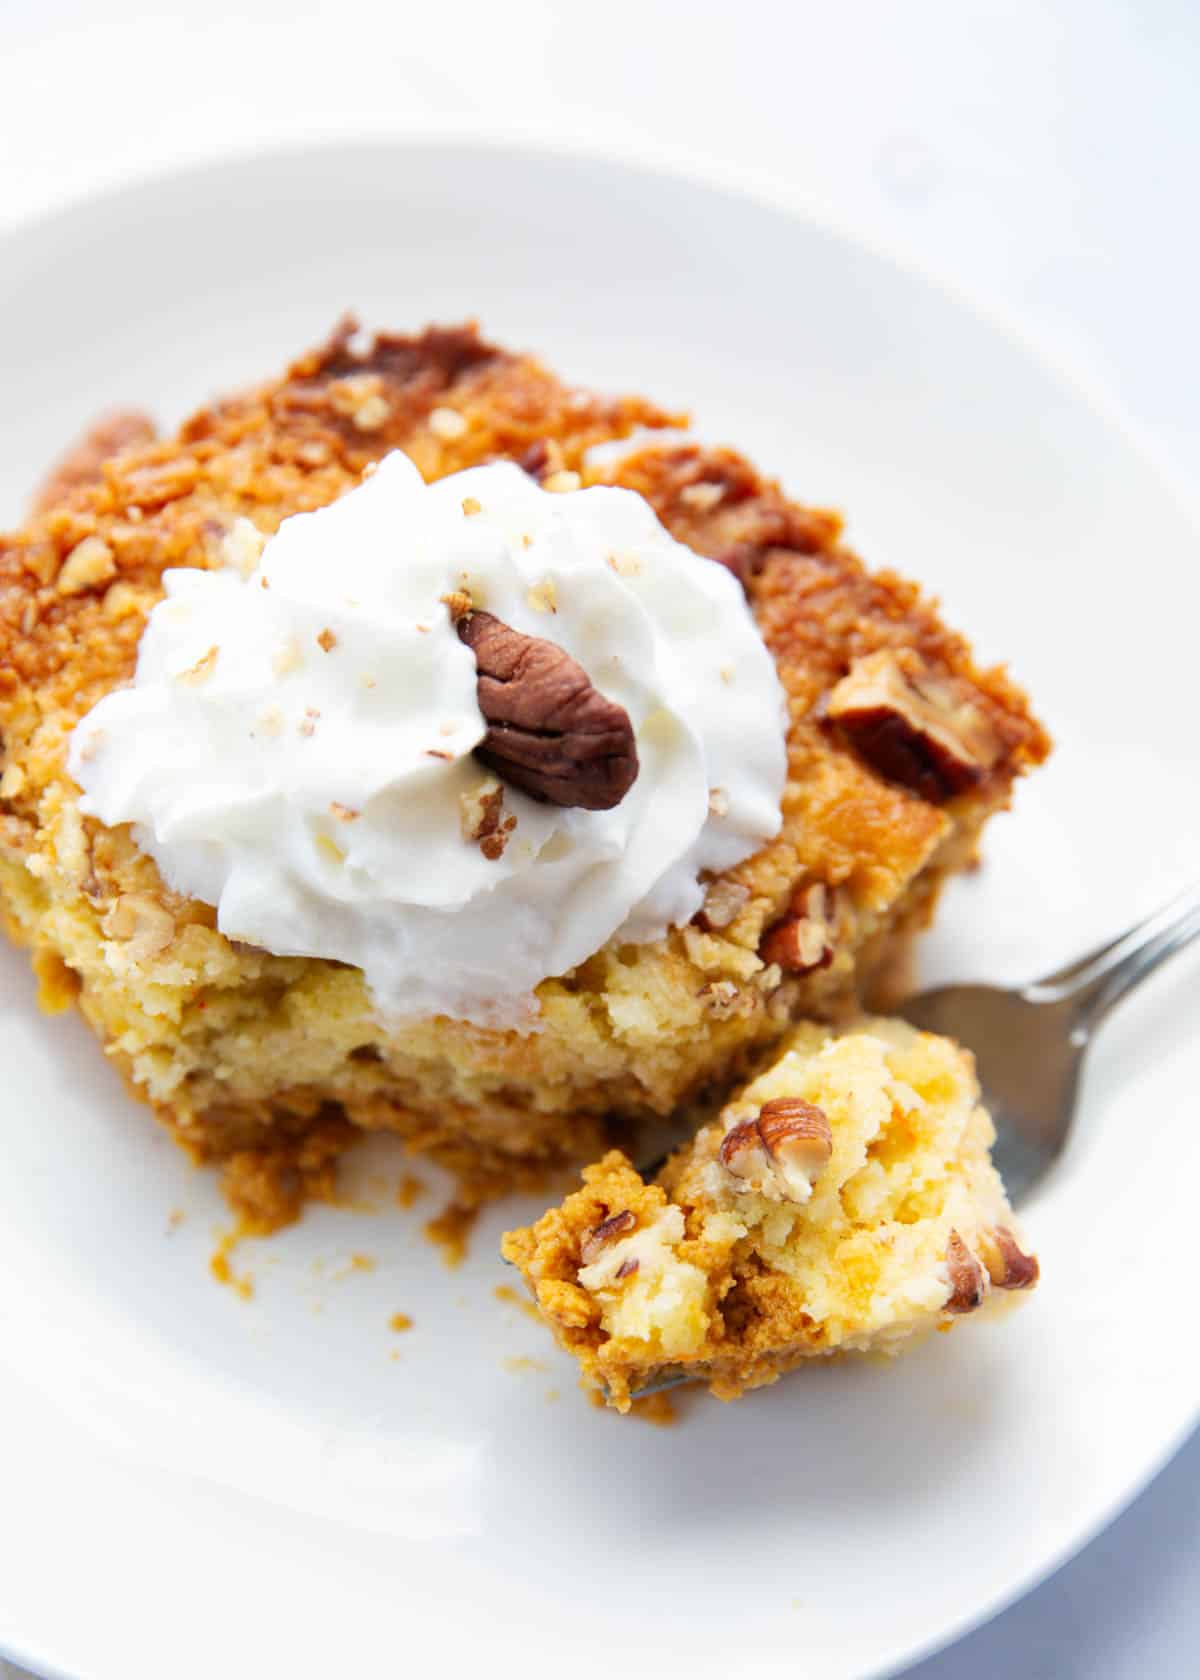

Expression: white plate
xmin=1 ymin=140 xmax=1198 ymax=1680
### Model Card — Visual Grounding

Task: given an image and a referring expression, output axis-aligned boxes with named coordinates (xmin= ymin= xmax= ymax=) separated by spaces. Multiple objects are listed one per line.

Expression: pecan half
xmin=580 ymin=1209 xmax=637 ymax=1265
xmin=697 ymin=979 xmax=754 ymax=1021
xmin=944 ymin=1230 xmax=988 ymax=1314
xmin=757 ymin=1098 xmax=834 ymax=1175
xmin=981 ymin=1226 xmax=1039 ymax=1291
xmin=32 ymin=409 xmax=157 ymax=514
xmin=825 ymin=650 xmax=1001 ymax=803
xmin=458 ymin=611 xmax=638 ymax=810
xmin=760 ymin=882 xmax=838 ymax=973
xmin=718 ymin=1097 xmax=832 ymax=1202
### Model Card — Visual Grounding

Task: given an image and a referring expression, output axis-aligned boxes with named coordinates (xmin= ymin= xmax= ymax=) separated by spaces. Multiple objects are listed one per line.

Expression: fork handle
xmin=1027 ymin=881 xmax=1200 ymax=1036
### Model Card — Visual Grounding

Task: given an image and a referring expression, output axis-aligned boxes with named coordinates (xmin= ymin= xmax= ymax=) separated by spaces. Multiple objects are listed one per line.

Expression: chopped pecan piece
xmin=760 ymin=882 xmax=838 ymax=973
xmin=459 ymin=777 xmax=516 ymax=860
xmin=697 ymin=979 xmax=754 ymax=1021
xmin=944 ymin=1231 xmax=988 ymax=1314
xmin=102 ymin=893 xmax=176 ymax=963
xmin=698 ymin=878 xmax=751 ymax=932
xmin=981 ymin=1226 xmax=1039 ymax=1291
xmin=428 ymin=405 xmax=468 ymax=441
xmin=56 ymin=536 xmax=118 ymax=597
xmin=458 ymin=612 xmax=638 ymax=810
xmin=719 ymin=1097 xmax=832 ymax=1202
xmin=518 ymin=438 xmax=565 ymax=481
xmin=579 ymin=1208 xmax=637 ymax=1265
xmin=825 ymin=650 xmax=1001 ymax=802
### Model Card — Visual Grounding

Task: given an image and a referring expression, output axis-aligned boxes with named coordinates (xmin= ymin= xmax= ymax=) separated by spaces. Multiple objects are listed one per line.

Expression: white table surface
xmin=2 ymin=2 xmax=1196 ymax=1676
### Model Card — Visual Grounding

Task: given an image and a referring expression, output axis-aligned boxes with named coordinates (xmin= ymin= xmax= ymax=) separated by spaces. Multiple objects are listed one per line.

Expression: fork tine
xmin=1030 ymin=880 xmax=1200 ymax=994
xmin=616 ymin=1366 xmax=690 ymax=1402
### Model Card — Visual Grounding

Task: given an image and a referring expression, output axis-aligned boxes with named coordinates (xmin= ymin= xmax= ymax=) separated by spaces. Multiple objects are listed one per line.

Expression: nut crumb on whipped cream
xmin=68 ymin=451 xmax=788 ymax=1027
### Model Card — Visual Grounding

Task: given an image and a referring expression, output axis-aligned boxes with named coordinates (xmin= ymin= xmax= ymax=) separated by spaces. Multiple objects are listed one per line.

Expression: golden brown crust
xmin=30 ymin=409 xmax=159 ymax=516
xmin=0 ymin=321 xmax=676 ymax=774
xmin=604 ymin=445 xmax=1049 ymax=963
xmin=612 ymin=444 xmax=1049 ymax=806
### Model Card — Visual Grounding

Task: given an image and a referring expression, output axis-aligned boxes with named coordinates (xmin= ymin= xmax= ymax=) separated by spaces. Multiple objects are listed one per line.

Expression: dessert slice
xmin=0 ymin=320 xmax=1048 ymax=1227
xmin=502 ymin=1020 xmax=1038 ymax=1410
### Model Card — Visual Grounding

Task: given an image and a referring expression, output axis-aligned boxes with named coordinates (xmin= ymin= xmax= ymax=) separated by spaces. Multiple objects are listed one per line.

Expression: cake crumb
xmin=630 ymin=1390 xmax=679 ymax=1427
xmin=527 ymin=577 xmax=558 ymax=614
xmin=166 ymin=1208 xmax=186 ymax=1234
xmin=329 ymin=1250 xmax=376 ymax=1280
xmin=396 ymin=1174 xmax=426 ymax=1209
xmin=587 ymin=1385 xmax=678 ymax=1426
xmin=424 ymin=1199 xmax=480 ymax=1268
xmin=389 ymin=1312 xmax=414 ymax=1333
xmin=177 ymin=644 xmax=219 ymax=686
xmin=607 ymin=550 xmax=641 ymax=578
xmin=441 ymin=587 xmax=473 ymax=620
xmin=210 ymin=1229 xmax=255 ymax=1300
xmin=503 ymin=1355 xmax=548 ymax=1374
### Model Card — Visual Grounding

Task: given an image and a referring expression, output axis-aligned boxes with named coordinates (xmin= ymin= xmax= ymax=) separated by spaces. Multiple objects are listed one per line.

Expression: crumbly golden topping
xmin=0 ymin=321 xmax=1049 ymax=1233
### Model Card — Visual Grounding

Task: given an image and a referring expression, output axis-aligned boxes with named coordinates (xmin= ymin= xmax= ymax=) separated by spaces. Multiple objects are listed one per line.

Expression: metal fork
xmin=898 ymin=880 xmax=1200 ymax=1205
xmin=621 ymin=882 xmax=1200 ymax=1400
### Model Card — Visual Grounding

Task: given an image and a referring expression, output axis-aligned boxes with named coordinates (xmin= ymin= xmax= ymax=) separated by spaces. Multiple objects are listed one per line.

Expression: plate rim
xmin=0 ymin=130 xmax=1197 ymax=1680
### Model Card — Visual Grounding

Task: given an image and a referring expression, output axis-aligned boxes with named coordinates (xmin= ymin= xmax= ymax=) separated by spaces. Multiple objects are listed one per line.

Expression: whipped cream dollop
xmin=70 ymin=452 xmax=787 ymax=1026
